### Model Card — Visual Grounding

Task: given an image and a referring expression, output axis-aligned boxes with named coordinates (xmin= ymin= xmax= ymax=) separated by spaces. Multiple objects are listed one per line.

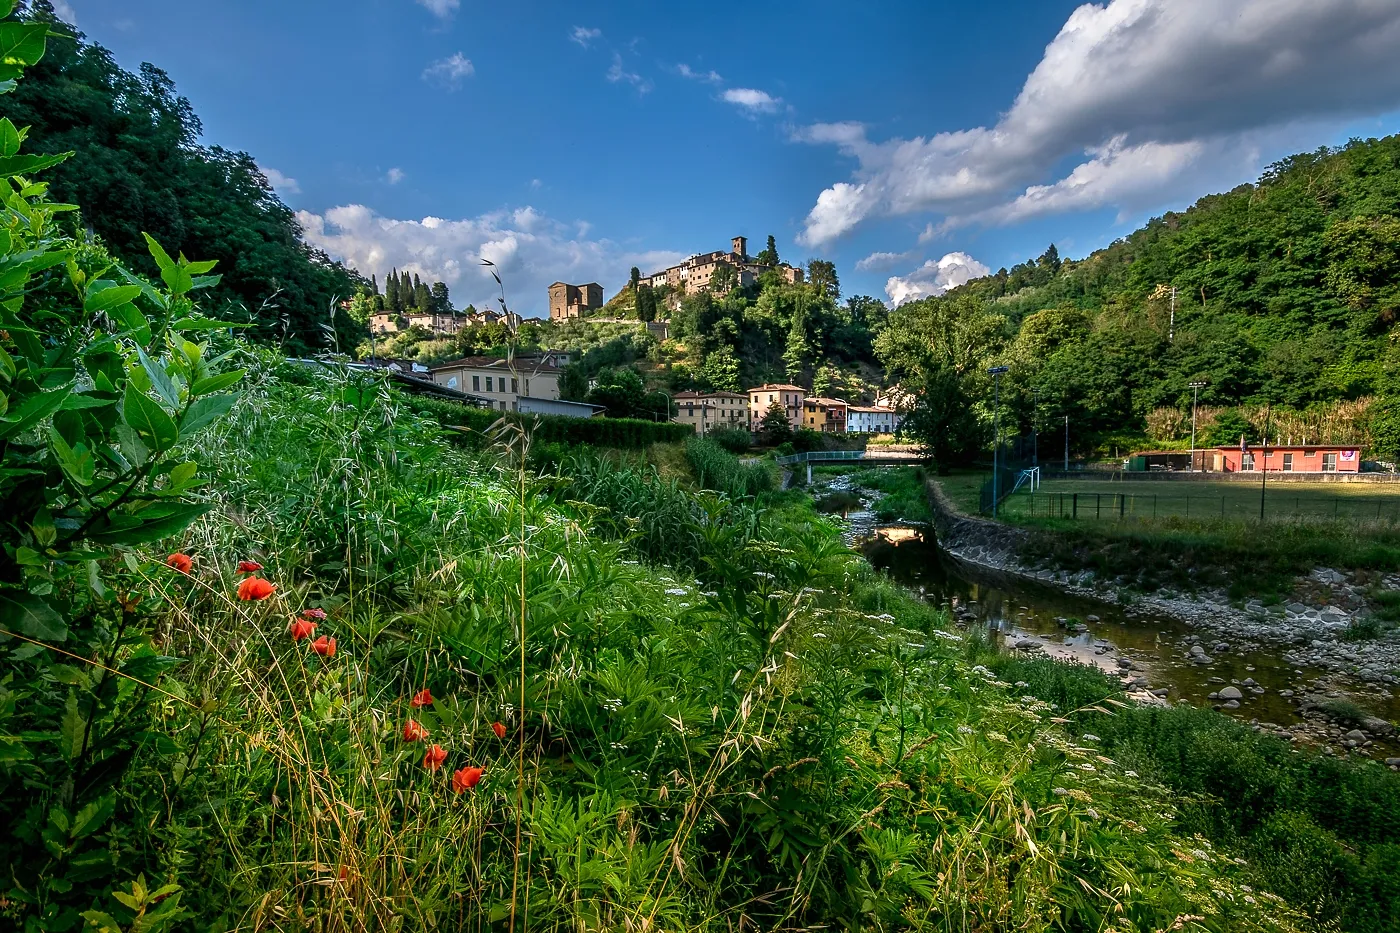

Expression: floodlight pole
xmin=989 ymin=366 xmax=1009 ymax=516
xmin=1188 ymin=380 xmax=1207 ymax=471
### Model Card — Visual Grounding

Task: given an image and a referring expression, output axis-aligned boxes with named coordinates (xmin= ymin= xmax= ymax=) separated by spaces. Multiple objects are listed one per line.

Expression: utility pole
xmin=1259 ymin=408 xmax=1272 ymax=522
xmin=1169 ymin=285 xmax=1177 ymax=342
xmin=989 ymin=366 xmax=1009 ymax=517
xmin=1063 ymin=414 xmax=1069 ymax=471
xmin=1032 ymin=388 xmax=1039 ymax=467
xmin=1188 ymin=380 xmax=1207 ymax=471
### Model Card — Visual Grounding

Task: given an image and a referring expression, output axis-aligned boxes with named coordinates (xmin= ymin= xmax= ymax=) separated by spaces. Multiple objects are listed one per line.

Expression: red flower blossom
xmin=300 ymin=607 xmax=327 ymax=621
xmin=402 ymin=719 xmax=429 ymax=741
xmin=237 ymin=576 xmax=277 ymax=601
xmin=410 ymin=688 xmax=434 ymax=709
xmin=452 ymin=766 xmax=483 ymax=793
xmin=311 ymin=635 xmax=336 ymax=657
xmin=237 ymin=560 xmax=263 ymax=573
xmin=289 ymin=618 xmax=317 ymax=642
xmin=492 ymin=721 xmax=507 ymax=740
xmin=423 ymin=744 xmax=447 ymax=771
xmin=166 ymin=553 xmax=193 ymax=574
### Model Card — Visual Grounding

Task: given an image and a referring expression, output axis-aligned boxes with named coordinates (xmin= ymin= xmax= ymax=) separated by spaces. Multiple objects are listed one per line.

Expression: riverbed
xmin=815 ymin=475 xmax=1400 ymax=759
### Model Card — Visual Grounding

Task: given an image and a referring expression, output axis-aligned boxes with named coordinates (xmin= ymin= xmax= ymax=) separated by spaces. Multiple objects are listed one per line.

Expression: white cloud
xmin=422 ymin=52 xmax=474 ymax=89
xmin=258 ymin=164 xmax=300 ymax=195
xmin=885 ymin=252 xmax=990 ymax=306
xmin=416 ymin=0 xmax=459 ymax=18
xmin=51 ymin=0 xmax=76 ymax=24
xmin=530 ymin=178 xmax=543 ymax=189
xmin=386 ymin=168 xmax=406 ymax=185
xmin=855 ymin=250 xmax=917 ymax=273
xmin=798 ymin=0 xmax=1400 ymax=245
xmin=607 ymin=53 xmax=651 ymax=93
xmin=570 ymin=26 xmax=602 ymax=47
xmin=721 ymin=87 xmax=782 ymax=113
xmin=677 ymin=63 xmax=723 ymax=84
xmin=297 ymin=203 xmax=684 ymax=318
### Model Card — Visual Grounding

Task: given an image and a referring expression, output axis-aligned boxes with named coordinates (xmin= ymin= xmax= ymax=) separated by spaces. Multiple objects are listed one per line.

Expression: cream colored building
xmin=747 ymin=383 xmax=807 ymax=429
xmin=673 ymin=391 xmax=749 ymax=435
xmin=642 ymin=236 xmax=804 ymax=297
xmin=429 ymin=355 xmax=564 ymax=411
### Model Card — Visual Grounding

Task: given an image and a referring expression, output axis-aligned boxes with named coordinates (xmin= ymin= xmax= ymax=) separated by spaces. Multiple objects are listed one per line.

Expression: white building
xmin=429 ymin=355 xmax=565 ymax=413
xmin=846 ymin=405 xmax=903 ymax=434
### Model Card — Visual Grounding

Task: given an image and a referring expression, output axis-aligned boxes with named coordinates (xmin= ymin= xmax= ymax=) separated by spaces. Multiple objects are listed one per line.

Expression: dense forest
xmin=879 ymin=136 xmax=1400 ymax=463
xmin=0 ymin=2 xmax=365 ymax=351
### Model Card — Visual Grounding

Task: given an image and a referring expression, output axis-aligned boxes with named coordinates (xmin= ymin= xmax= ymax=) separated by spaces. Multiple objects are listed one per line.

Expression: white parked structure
xmin=846 ymin=405 xmax=903 ymax=434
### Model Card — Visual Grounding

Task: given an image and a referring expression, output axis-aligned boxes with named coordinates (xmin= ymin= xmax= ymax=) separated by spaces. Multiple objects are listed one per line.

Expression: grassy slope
xmin=58 ymin=356 xmax=1306 ymax=931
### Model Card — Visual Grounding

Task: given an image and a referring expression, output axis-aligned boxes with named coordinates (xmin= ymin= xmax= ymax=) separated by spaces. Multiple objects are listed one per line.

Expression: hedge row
xmin=406 ymin=395 xmax=695 ymax=449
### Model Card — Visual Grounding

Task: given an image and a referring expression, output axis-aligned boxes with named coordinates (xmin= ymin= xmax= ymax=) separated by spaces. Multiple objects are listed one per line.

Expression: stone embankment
xmin=927 ymin=479 xmax=1400 ymax=759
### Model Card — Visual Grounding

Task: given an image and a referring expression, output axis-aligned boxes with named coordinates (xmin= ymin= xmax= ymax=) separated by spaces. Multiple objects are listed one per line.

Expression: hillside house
xmin=642 ymin=236 xmax=804 ymax=298
xmin=672 ymin=391 xmax=749 ymax=435
xmin=430 ymin=355 xmax=565 ymax=413
xmin=748 ymin=383 xmax=807 ymax=429
xmin=548 ymin=282 xmax=604 ymax=321
xmin=405 ymin=311 xmax=464 ymax=335
xmin=847 ymin=405 xmax=903 ymax=434
xmin=803 ymin=397 xmax=849 ymax=433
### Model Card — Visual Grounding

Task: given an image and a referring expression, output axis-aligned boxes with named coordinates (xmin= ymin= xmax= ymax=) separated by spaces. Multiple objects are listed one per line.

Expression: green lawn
xmin=1002 ymin=477 xmax=1400 ymax=524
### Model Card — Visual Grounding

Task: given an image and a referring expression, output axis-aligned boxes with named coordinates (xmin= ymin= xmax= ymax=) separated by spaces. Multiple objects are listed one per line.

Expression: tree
xmin=783 ymin=304 xmax=812 ymax=383
xmin=807 ymin=259 xmax=840 ymax=302
xmin=636 ymin=285 xmax=657 ymax=322
xmin=709 ymin=262 xmax=738 ymax=295
xmin=760 ymin=400 xmax=794 ymax=444
xmin=415 ymin=280 xmax=432 ymax=313
xmin=385 ymin=270 xmax=400 ymax=312
xmin=430 ymin=281 xmax=452 ymax=314
xmin=1038 ymin=243 xmax=1062 ymax=276
xmin=700 ymin=345 xmax=741 ymax=392
xmin=558 ymin=362 xmax=590 ymax=401
xmin=756 ymin=235 xmax=779 ymax=266
xmin=586 ymin=367 xmax=651 ymax=419
xmin=630 ymin=266 xmax=641 ymax=292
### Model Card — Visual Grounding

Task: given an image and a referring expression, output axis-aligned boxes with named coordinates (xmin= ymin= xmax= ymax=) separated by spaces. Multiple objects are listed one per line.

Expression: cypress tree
xmin=370 ymin=273 xmax=378 ymax=296
xmin=385 ymin=270 xmax=399 ymax=312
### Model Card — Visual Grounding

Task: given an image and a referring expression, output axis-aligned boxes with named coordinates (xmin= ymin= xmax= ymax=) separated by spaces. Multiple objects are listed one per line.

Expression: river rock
xmin=1193 ymin=654 xmax=1214 ymax=665
xmin=1345 ymin=729 xmax=1368 ymax=743
xmin=1386 ymin=758 xmax=1400 ymax=767
xmin=1015 ymin=638 xmax=1042 ymax=651
xmin=1218 ymin=686 xmax=1244 ymax=701
xmin=1116 ymin=657 xmax=1135 ymax=669
xmin=1222 ymin=700 xmax=1241 ymax=709
xmin=1189 ymin=644 xmax=1205 ymax=657
xmin=1241 ymin=677 xmax=1257 ymax=687
xmin=1086 ymin=614 xmax=1101 ymax=623
xmin=1362 ymin=717 xmax=1395 ymax=736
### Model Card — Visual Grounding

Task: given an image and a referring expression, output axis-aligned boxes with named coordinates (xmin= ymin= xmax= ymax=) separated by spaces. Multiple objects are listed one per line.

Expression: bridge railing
xmin=774 ymin=450 xmax=868 ymax=465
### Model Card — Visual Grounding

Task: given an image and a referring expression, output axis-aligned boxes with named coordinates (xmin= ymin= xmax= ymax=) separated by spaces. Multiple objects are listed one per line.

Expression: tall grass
xmin=18 ymin=352 xmax=1306 ymax=931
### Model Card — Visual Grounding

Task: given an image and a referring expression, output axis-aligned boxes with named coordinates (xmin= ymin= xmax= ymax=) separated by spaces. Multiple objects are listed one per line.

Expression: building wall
xmin=432 ymin=365 xmax=561 ymax=411
xmin=1216 ymin=447 xmax=1360 ymax=473
xmin=674 ymin=393 xmax=748 ymax=435
xmin=748 ymin=386 xmax=806 ymax=428
xmin=848 ymin=408 xmax=902 ymax=434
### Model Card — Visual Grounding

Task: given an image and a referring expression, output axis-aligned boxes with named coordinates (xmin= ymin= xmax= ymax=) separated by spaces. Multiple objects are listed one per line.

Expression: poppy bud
xmin=237 ymin=560 xmax=263 ymax=573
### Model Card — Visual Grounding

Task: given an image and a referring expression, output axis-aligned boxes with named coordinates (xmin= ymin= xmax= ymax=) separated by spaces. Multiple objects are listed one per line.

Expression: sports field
xmin=999 ymin=476 xmax=1400 ymax=524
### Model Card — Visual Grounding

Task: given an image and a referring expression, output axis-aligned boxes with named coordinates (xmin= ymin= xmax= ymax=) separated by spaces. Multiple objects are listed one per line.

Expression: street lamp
xmin=1032 ymin=387 xmax=1039 ymax=467
xmin=1188 ymin=380 xmax=1208 ymax=471
xmin=988 ymin=366 xmax=1009 ymax=517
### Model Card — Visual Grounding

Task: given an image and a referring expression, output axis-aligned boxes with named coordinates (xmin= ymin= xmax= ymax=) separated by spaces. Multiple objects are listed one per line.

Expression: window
xmin=1241 ymin=453 xmax=1255 ymax=471
xmin=512 ymin=378 xmax=519 ymax=393
xmin=485 ymin=376 xmax=494 ymax=392
xmin=472 ymin=375 xmax=481 ymax=391
xmin=1283 ymin=453 xmax=1293 ymax=472
xmin=1323 ymin=452 xmax=1338 ymax=472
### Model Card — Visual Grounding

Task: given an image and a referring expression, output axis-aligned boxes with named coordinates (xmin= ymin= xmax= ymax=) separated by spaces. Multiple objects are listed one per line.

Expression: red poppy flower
xmin=410 ymin=688 xmax=434 ymax=709
xmin=301 ymin=607 xmax=327 ymax=621
xmin=237 ymin=576 xmax=277 ymax=601
xmin=423 ymin=744 xmax=447 ymax=771
xmin=492 ymin=721 xmax=507 ymax=740
xmin=289 ymin=618 xmax=317 ymax=642
xmin=237 ymin=560 xmax=263 ymax=573
xmin=166 ymin=553 xmax=193 ymax=574
xmin=402 ymin=719 xmax=429 ymax=741
xmin=452 ymin=766 xmax=483 ymax=793
xmin=311 ymin=635 xmax=336 ymax=657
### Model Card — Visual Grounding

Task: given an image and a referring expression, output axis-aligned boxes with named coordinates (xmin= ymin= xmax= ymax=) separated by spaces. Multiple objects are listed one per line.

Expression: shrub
xmin=684 ymin=436 xmax=774 ymax=499
xmin=707 ymin=425 xmax=752 ymax=453
xmin=407 ymin=394 xmax=693 ymax=449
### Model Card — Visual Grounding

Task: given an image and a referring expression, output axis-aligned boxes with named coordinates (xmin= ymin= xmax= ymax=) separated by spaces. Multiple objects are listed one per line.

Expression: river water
xmin=815 ymin=477 xmax=1400 ymax=756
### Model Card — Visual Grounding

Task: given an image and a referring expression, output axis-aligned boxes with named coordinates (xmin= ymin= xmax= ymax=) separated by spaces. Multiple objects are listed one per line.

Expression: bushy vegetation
xmin=407 ymin=393 xmax=693 ymax=449
xmin=880 ymin=136 xmax=1400 ymax=461
xmin=844 ymin=466 xmax=933 ymax=523
xmin=683 ymin=436 xmax=773 ymax=499
xmin=979 ymin=651 xmax=1400 ymax=933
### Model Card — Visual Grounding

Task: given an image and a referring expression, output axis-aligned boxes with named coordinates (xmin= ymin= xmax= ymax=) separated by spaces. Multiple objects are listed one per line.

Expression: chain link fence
xmin=1006 ymin=490 xmax=1400 ymax=524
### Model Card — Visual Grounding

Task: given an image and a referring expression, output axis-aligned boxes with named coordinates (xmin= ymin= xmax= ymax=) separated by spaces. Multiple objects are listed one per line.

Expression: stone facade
xmin=642 ymin=236 xmax=804 ymax=298
xmin=548 ymin=282 xmax=604 ymax=321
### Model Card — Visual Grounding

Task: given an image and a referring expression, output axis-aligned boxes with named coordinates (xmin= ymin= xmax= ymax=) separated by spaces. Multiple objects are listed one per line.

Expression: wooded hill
xmin=880 ymin=135 xmax=1400 ymax=461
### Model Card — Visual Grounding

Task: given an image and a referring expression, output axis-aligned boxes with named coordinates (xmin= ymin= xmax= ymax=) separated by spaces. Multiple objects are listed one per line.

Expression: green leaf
xmin=0 ymin=22 xmax=49 ymax=68
xmin=136 ymin=344 xmax=181 ymax=409
xmin=113 ymin=421 xmax=150 ymax=468
xmin=85 ymin=503 xmax=212 ymax=547
xmin=82 ymin=283 xmax=142 ymax=314
xmin=49 ymin=426 xmax=94 ymax=486
xmin=171 ymin=316 xmax=251 ymax=332
xmin=168 ymin=460 xmax=197 ymax=487
xmin=121 ymin=382 xmax=178 ymax=453
xmin=142 ymin=233 xmax=193 ymax=295
xmin=0 ymin=118 xmax=19 ymax=158
xmin=179 ymin=393 xmax=235 ymax=436
xmin=111 ymin=298 xmax=152 ymax=345
xmin=0 ymin=382 xmax=72 ymax=440
xmin=70 ymin=793 xmax=115 ymax=839
xmin=0 ymin=151 xmax=69 ymax=176
xmin=120 ymin=654 xmax=182 ymax=682
xmin=58 ymin=393 xmax=114 ymax=410
xmin=189 ymin=371 xmax=244 ymax=396
xmin=0 ymin=590 xmax=66 ymax=642
xmin=60 ymin=692 xmax=84 ymax=761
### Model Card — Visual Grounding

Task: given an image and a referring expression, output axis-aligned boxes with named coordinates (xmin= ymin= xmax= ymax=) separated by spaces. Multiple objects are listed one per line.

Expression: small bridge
xmin=775 ymin=448 xmax=927 ymax=483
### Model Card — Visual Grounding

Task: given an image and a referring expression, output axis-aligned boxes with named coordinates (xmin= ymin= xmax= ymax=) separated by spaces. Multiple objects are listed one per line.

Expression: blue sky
xmin=59 ymin=0 xmax=1400 ymax=317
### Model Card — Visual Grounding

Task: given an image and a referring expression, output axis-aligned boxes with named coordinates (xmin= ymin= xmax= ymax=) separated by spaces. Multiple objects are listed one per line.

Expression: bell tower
xmin=731 ymin=235 xmax=747 ymax=259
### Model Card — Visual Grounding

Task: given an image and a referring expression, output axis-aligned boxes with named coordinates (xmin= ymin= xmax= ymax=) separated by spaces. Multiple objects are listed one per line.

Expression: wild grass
xmin=8 ymin=353 xmax=1310 ymax=931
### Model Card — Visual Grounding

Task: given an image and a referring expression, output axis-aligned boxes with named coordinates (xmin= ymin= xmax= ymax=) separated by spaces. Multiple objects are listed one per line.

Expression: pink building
xmin=1212 ymin=445 xmax=1360 ymax=474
